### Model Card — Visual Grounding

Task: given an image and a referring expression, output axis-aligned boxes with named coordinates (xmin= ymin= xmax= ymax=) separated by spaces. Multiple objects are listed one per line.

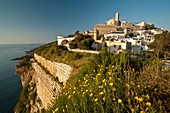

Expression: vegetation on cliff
xmin=14 ymin=59 xmax=33 ymax=113
xmin=14 ymin=76 xmax=32 ymax=113
xmin=49 ymin=49 xmax=170 ymax=113
xmin=14 ymin=59 xmax=43 ymax=113
xmin=35 ymin=42 xmax=95 ymax=68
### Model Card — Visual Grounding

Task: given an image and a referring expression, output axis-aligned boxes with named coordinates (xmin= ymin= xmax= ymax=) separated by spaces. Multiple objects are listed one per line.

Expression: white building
xmin=104 ymin=31 xmax=125 ymax=41
xmin=150 ymin=29 xmax=163 ymax=35
xmin=105 ymin=41 xmax=131 ymax=54
xmin=57 ymin=35 xmax=74 ymax=46
xmin=136 ymin=22 xmax=146 ymax=27
xmin=125 ymin=38 xmax=142 ymax=46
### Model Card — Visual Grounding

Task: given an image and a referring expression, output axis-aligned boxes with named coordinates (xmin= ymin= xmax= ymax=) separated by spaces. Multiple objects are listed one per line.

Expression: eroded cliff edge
xmin=14 ymin=54 xmax=73 ymax=113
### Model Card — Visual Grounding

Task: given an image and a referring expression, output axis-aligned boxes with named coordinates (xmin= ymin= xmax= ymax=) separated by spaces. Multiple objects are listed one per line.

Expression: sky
xmin=0 ymin=0 xmax=170 ymax=44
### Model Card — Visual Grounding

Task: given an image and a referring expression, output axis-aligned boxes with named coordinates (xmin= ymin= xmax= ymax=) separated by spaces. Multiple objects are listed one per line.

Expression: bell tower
xmin=115 ymin=12 xmax=119 ymax=22
xmin=94 ymin=29 xmax=98 ymax=40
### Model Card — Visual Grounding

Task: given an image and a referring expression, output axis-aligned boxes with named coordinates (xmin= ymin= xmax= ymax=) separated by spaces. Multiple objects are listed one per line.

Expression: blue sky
xmin=0 ymin=0 xmax=170 ymax=44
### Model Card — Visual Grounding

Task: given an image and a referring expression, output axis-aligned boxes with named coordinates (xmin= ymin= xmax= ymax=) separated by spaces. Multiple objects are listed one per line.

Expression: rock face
xmin=15 ymin=64 xmax=34 ymax=87
xmin=15 ymin=54 xmax=73 ymax=112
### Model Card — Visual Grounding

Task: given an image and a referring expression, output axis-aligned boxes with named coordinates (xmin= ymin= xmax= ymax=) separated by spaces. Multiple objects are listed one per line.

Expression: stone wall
xmin=69 ymin=49 xmax=99 ymax=54
xmin=32 ymin=63 xmax=62 ymax=110
xmin=34 ymin=54 xmax=73 ymax=84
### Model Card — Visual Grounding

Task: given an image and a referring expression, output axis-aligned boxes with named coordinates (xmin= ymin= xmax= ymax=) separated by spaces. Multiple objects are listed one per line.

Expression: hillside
xmin=15 ymin=42 xmax=170 ymax=113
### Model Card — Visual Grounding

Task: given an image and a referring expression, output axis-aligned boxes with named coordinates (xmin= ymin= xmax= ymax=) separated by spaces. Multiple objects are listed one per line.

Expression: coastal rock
xmin=14 ymin=54 xmax=73 ymax=112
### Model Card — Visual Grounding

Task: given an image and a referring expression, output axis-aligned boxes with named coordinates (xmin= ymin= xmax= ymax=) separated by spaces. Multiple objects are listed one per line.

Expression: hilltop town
xmin=14 ymin=12 xmax=170 ymax=113
xmin=57 ymin=12 xmax=165 ymax=54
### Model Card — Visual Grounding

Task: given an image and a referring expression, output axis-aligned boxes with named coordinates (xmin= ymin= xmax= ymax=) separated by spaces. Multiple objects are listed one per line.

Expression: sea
xmin=0 ymin=44 xmax=41 ymax=113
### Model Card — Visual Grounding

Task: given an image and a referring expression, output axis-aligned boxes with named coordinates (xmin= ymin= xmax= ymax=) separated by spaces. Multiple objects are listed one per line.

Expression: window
xmin=119 ymin=45 xmax=122 ymax=50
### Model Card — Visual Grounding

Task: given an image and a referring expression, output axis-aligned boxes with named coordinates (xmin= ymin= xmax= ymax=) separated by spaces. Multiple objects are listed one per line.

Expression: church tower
xmin=115 ymin=12 xmax=120 ymax=26
xmin=94 ymin=29 xmax=98 ymax=40
xmin=115 ymin=12 xmax=119 ymax=22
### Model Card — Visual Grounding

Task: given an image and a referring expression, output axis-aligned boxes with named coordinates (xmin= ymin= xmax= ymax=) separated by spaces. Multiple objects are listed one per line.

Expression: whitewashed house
xmin=57 ymin=35 xmax=74 ymax=46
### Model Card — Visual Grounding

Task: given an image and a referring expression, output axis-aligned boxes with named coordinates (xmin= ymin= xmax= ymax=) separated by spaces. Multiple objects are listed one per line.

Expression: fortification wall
xmin=32 ymin=63 xmax=62 ymax=110
xmin=34 ymin=54 xmax=73 ymax=84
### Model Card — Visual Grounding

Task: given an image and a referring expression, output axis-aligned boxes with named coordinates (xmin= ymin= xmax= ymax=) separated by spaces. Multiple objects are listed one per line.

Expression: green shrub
xmin=69 ymin=41 xmax=78 ymax=49
xmin=17 ymin=58 xmax=31 ymax=69
xmin=50 ymin=51 xmax=170 ymax=113
xmin=78 ymin=38 xmax=94 ymax=50
xmin=69 ymin=34 xmax=94 ymax=50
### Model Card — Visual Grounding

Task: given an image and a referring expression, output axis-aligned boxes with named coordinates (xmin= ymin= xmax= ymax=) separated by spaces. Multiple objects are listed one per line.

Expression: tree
xmin=69 ymin=34 xmax=94 ymax=50
xmin=149 ymin=31 xmax=170 ymax=57
xmin=74 ymin=30 xmax=79 ymax=36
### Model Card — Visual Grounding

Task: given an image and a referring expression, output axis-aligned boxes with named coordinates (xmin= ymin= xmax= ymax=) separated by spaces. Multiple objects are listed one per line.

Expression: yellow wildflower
xmin=62 ymin=109 xmax=65 ymax=112
xmin=118 ymin=99 xmax=122 ymax=103
xmin=113 ymin=98 xmax=116 ymax=101
xmin=63 ymin=84 xmax=66 ymax=88
xmin=55 ymin=108 xmax=59 ymax=112
xmin=99 ymin=92 xmax=104 ymax=95
xmin=140 ymin=111 xmax=145 ymax=113
xmin=97 ymin=73 xmax=101 ymax=76
xmin=51 ymin=99 xmax=54 ymax=103
xmin=89 ymin=93 xmax=93 ymax=97
xmin=109 ymin=77 xmax=112 ymax=80
xmin=137 ymin=85 xmax=140 ymax=88
xmin=66 ymin=105 xmax=68 ymax=109
xmin=130 ymin=81 xmax=135 ymax=85
xmin=131 ymin=108 xmax=134 ymax=113
xmin=73 ymin=91 xmax=75 ymax=94
xmin=53 ymin=97 xmax=56 ymax=100
xmin=99 ymin=85 xmax=103 ymax=88
xmin=67 ymin=95 xmax=71 ymax=99
xmin=135 ymin=96 xmax=138 ymax=100
xmin=146 ymin=107 xmax=148 ymax=111
xmin=109 ymin=83 xmax=113 ymax=86
xmin=82 ymin=92 xmax=85 ymax=95
xmin=73 ymin=87 xmax=76 ymax=90
xmin=94 ymin=98 xmax=98 ymax=102
xmin=138 ymin=97 xmax=143 ymax=102
xmin=85 ymin=89 xmax=88 ymax=92
xmin=108 ymin=72 xmax=111 ymax=75
xmin=102 ymin=79 xmax=106 ymax=83
xmin=146 ymin=102 xmax=151 ymax=107
xmin=103 ymin=97 xmax=106 ymax=101
xmin=126 ymin=83 xmax=130 ymax=87
xmin=85 ymin=80 xmax=88 ymax=83
xmin=113 ymin=88 xmax=116 ymax=91
xmin=52 ymin=110 xmax=55 ymax=113
xmin=146 ymin=94 xmax=150 ymax=99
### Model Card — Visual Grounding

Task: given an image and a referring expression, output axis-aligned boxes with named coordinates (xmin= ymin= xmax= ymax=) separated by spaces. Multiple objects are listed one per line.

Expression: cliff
xmin=14 ymin=54 xmax=73 ymax=113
